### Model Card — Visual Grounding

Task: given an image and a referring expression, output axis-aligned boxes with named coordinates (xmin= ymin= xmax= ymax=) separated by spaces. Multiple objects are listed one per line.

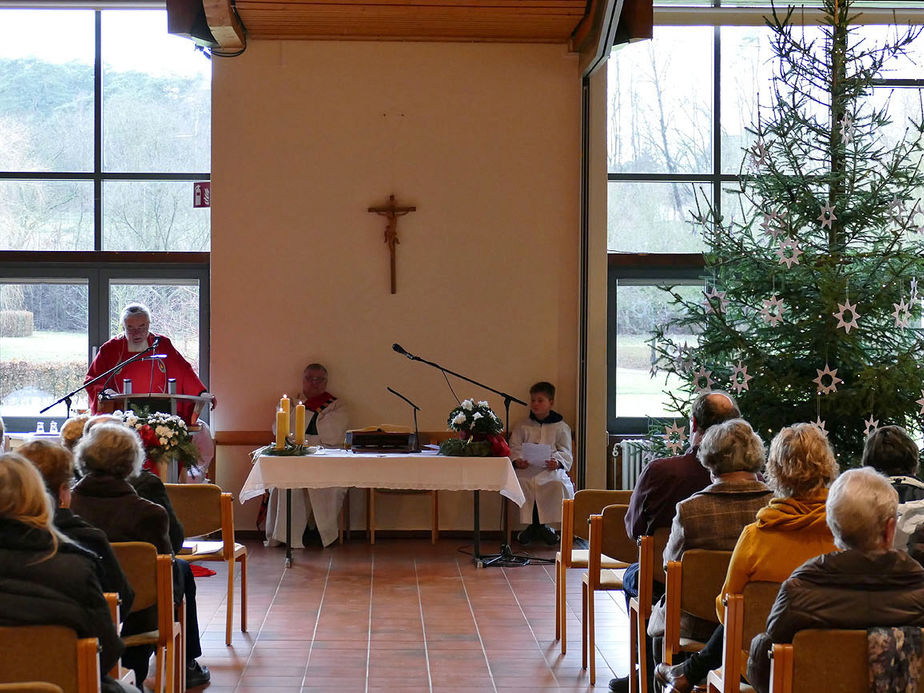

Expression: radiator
xmin=619 ymin=439 xmax=649 ymax=490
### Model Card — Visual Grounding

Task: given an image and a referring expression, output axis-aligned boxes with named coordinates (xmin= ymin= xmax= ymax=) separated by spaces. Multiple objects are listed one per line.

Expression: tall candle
xmin=275 ymin=408 xmax=287 ymax=449
xmin=280 ymin=394 xmax=291 ymax=416
xmin=294 ymin=402 xmax=306 ymax=445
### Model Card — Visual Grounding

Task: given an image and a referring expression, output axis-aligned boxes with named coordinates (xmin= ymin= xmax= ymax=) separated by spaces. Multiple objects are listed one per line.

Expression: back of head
xmin=0 ymin=452 xmax=53 ymax=531
xmin=74 ymin=423 xmax=144 ymax=479
xmin=59 ymin=415 xmax=90 ymax=451
xmin=18 ymin=440 xmax=74 ymax=499
xmin=698 ymin=418 xmax=765 ymax=475
xmin=766 ymin=423 xmax=838 ymax=498
xmin=827 ymin=467 xmax=898 ymax=552
xmin=691 ymin=390 xmax=740 ymax=432
xmin=862 ymin=425 xmax=919 ymax=478
xmin=529 ymin=381 xmax=555 ymax=399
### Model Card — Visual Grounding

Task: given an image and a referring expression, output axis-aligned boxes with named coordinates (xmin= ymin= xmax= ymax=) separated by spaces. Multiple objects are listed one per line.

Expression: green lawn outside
xmin=0 ymin=331 xmax=87 ymax=363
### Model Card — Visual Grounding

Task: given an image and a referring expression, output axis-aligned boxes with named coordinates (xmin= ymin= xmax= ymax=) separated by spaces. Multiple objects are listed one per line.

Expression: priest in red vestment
xmin=84 ymin=303 xmax=214 ymax=425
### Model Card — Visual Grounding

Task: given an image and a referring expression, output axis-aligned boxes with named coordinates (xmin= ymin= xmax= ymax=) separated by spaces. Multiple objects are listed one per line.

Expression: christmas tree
xmin=650 ymin=0 xmax=924 ymax=462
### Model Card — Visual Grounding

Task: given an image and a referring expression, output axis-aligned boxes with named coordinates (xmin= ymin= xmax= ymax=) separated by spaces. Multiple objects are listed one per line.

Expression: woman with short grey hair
xmin=74 ymin=423 xmax=145 ymax=479
xmin=698 ymin=418 xmax=765 ymax=476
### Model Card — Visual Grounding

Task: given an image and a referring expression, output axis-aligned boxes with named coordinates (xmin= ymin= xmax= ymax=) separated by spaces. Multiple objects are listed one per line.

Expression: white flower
xmin=159 ymin=437 xmax=167 ymax=445
xmin=452 ymin=413 xmax=467 ymax=425
xmin=461 ymin=399 xmax=474 ymax=411
xmin=477 ymin=401 xmax=489 ymax=408
xmin=472 ymin=412 xmax=483 ymax=420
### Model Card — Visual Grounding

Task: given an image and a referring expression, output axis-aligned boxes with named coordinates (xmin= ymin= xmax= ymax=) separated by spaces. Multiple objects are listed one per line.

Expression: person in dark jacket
xmin=72 ymin=423 xmax=210 ymax=690
xmin=18 ymin=438 xmax=134 ymax=617
xmin=0 ymin=452 xmax=132 ymax=693
xmin=747 ymin=467 xmax=924 ymax=693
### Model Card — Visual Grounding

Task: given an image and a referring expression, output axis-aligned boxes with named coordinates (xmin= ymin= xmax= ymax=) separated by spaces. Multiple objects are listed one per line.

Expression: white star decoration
xmin=775 ymin=238 xmax=803 ymax=268
xmin=674 ymin=343 xmax=694 ymax=375
xmin=893 ymin=299 xmax=911 ymax=328
xmin=691 ymin=367 xmax=715 ymax=393
xmin=917 ymin=390 xmax=924 ymax=416
xmin=704 ymin=288 xmax=729 ymax=314
xmin=833 ymin=299 xmax=861 ymax=333
xmin=664 ymin=422 xmax=688 ymax=455
xmin=818 ymin=202 xmax=837 ymax=229
xmin=760 ymin=295 xmax=786 ymax=326
xmin=864 ymin=416 xmax=879 ymax=437
xmin=889 ymin=196 xmax=907 ymax=224
xmin=839 ymin=114 xmax=854 ymax=145
xmin=814 ymin=364 xmax=843 ymax=395
xmin=761 ymin=211 xmax=785 ymax=240
xmin=749 ymin=139 xmax=769 ymax=169
xmin=730 ymin=360 xmax=754 ymax=395
xmin=813 ymin=417 xmax=828 ymax=437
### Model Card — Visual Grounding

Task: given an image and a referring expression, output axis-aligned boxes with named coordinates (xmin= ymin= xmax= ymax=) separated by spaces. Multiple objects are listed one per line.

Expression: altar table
xmin=241 ymin=449 xmax=525 ymax=565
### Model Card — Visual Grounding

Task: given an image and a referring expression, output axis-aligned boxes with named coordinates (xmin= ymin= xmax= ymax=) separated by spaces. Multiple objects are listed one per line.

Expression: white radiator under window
xmin=619 ymin=439 xmax=650 ymax=490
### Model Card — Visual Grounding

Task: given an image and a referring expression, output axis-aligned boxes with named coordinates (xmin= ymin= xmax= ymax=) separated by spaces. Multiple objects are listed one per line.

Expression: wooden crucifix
xmin=368 ymin=194 xmax=416 ymax=294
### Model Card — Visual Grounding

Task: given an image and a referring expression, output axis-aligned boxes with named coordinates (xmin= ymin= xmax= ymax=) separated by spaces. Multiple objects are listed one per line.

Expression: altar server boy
xmin=509 ymin=381 xmax=575 ymax=545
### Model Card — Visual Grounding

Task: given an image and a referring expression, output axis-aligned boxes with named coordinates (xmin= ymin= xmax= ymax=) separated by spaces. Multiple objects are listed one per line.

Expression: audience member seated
xmin=70 ymin=423 xmax=210 ymax=689
xmin=509 ymin=381 xmax=574 ymax=546
xmin=748 ymin=467 xmax=924 ymax=693
xmin=655 ymin=422 xmax=839 ymax=693
xmin=18 ymin=439 xmax=134 ymax=617
xmin=0 ymin=452 xmax=132 ymax=693
xmin=862 ymin=425 xmax=924 ymax=565
xmin=610 ymin=391 xmax=740 ymax=693
xmin=648 ymin=419 xmax=772 ymax=647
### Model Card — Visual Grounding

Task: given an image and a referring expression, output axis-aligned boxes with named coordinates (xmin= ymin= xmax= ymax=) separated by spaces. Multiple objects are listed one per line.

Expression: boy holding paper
xmin=510 ymin=382 xmax=575 ymax=545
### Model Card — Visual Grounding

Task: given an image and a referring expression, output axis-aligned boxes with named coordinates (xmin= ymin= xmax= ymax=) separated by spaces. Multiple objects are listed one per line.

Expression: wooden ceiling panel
xmin=231 ymin=0 xmax=589 ymax=42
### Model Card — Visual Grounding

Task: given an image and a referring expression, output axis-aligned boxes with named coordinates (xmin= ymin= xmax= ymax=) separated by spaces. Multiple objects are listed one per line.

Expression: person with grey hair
xmin=83 ymin=302 xmax=215 ymax=424
xmin=747 ymin=467 xmax=924 ymax=693
xmin=70 ymin=422 xmax=211 ymax=688
xmin=646 ymin=420 xmax=772 ymax=665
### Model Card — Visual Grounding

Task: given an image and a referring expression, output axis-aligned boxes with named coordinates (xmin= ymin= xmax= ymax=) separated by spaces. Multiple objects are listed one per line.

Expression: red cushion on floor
xmin=190 ymin=564 xmax=216 ymax=577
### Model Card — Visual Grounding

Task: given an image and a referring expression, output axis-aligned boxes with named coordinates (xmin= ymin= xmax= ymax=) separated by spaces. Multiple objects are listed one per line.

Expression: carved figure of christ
xmin=368 ymin=194 xmax=416 ymax=294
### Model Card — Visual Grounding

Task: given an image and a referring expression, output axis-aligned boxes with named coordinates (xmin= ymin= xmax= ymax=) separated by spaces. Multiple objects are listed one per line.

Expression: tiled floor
xmin=192 ymin=537 xmax=632 ymax=692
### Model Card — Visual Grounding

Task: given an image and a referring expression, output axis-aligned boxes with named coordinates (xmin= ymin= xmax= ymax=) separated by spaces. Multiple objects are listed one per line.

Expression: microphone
xmin=392 ymin=343 xmax=415 ymax=359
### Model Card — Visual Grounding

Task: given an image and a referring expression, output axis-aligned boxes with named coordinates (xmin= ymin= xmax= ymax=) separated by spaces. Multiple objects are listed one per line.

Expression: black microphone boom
xmin=392 ymin=343 xmax=415 ymax=359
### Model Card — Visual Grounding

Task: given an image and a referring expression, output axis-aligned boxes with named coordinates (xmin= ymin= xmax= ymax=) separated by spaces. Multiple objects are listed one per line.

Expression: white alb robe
xmin=509 ymin=415 xmax=575 ymax=524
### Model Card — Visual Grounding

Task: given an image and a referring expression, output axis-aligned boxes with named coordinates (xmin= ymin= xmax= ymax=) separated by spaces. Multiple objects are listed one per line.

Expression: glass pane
xmin=608 ymin=26 xmax=713 ymax=174
xmin=0 ymin=181 xmax=94 ymax=251
xmin=0 ymin=281 xmax=89 ymax=419
xmin=870 ymin=86 xmax=924 ymax=170
xmin=721 ymin=26 xmax=773 ymax=174
xmin=102 ymin=10 xmax=211 ymax=173
xmin=608 ymin=181 xmax=709 ymax=252
xmin=109 ymin=281 xmax=200 ymax=373
xmin=860 ymin=25 xmax=924 ymax=78
xmin=0 ymin=10 xmax=94 ymax=172
xmin=103 ymin=181 xmax=210 ymax=251
xmin=616 ymin=284 xmax=701 ymax=418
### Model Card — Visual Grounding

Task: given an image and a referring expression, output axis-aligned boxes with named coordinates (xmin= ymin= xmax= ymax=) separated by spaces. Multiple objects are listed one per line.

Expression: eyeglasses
xmin=305 ymin=376 xmax=327 ymax=383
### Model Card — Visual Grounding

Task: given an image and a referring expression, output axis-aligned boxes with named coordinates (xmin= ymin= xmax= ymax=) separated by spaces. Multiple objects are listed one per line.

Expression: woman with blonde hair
xmin=0 ymin=452 xmax=128 ymax=692
xmin=656 ymin=423 xmax=840 ymax=693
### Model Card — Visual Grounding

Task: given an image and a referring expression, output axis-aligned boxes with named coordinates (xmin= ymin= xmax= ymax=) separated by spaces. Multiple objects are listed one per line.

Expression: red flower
xmin=487 ymin=433 xmax=510 ymax=457
xmin=138 ymin=424 xmax=159 ymax=448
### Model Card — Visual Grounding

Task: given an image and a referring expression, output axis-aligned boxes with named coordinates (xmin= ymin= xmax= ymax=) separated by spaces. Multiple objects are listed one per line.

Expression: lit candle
xmin=294 ymin=401 xmax=306 ymax=445
xmin=275 ymin=408 xmax=287 ymax=449
xmin=279 ymin=394 xmax=291 ymax=440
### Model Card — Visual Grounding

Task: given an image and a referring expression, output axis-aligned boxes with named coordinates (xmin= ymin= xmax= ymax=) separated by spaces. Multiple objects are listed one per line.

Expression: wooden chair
xmin=662 ymin=550 xmax=733 ymax=666
xmin=768 ymin=628 xmax=907 ymax=693
xmin=165 ymin=482 xmax=248 ymax=646
xmin=706 ymin=581 xmax=782 ymax=693
xmin=103 ymin=593 xmax=136 ymax=688
xmin=0 ymin=625 xmax=100 ymax=693
xmin=627 ymin=527 xmax=671 ymax=693
xmin=0 ymin=683 xmax=64 ymax=692
xmin=581 ymin=504 xmax=636 ymax=684
xmin=111 ymin=542 xmax=184 ymax=693
xmin=366 ymin=428 xmax=439 ymax=544
xmin=557 ymin=489 xmax=633 ymax=654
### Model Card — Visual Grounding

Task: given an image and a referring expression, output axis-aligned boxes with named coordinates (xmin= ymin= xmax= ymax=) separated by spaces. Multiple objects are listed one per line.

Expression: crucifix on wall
xmin=368 ymin=194 xmax=417 ymax=294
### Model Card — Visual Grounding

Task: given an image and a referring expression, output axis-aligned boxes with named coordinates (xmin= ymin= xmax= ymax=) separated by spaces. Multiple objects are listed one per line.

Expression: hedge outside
xmin=0 ymin=311 xmax=34 ymax=338
xmin=1 ymin=360 xmax=86 ymax=403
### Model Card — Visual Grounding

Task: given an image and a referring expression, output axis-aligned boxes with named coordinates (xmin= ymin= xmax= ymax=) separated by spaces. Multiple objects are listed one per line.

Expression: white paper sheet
xmin=522 ymin=442 xmax=552 ymax=467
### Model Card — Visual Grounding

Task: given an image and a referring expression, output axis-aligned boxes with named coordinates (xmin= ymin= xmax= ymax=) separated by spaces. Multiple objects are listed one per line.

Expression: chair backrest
xmin=789 ymin=629 xmax=868 ymax=693
xmin=679 ymin=549 xmax=732 ymax=623
xmin=600 ymin=504 xmax=638 ymax=564
xmin=0 ymin=625 xmax=100 ymax=693
xmin=572 ymin=489 xmax=633 ymax=541
xmin=742 ymin=581 xmax=782 ymax=648
xmin=110 ymin=541 xmax=174 ymax=642
xmin=0 ymin=683 xmax=65 ymax=692
xmin=164 ymin=483 xmax=223 ymax=538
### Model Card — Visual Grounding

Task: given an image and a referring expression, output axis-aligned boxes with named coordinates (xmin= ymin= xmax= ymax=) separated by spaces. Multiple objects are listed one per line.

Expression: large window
xmin=607 ymin=3 xmax=924 ymax=432
xmin=0 ymin=7 xmax=210 ymax=431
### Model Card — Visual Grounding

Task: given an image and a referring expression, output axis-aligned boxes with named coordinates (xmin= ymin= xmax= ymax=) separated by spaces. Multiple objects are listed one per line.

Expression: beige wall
xmin=210 ymin=40 xmax=583 ymax=530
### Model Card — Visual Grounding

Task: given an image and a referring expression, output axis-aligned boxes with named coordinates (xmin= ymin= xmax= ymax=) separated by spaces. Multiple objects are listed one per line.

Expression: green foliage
xmin=0 ymin=358 xmax=85 ymax=397
xmin=651 ymin=1 xmax=924 ymax=463
xmin=438 ymin=437 xmax=492 ymax=457
xmin=0 ymin=310 xmax=33 ymax=337
xmin=446 ymin=399 xmax=504 ymax=436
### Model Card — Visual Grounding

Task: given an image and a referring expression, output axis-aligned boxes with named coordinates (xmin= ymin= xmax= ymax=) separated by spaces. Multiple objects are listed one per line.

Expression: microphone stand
xmin=393 ymin=345 xmax=547 ymax=568
xmin=41 ymin=339 xmax=161 ymax=418
xmin=386 ymin=386 xmax=421 ymax=452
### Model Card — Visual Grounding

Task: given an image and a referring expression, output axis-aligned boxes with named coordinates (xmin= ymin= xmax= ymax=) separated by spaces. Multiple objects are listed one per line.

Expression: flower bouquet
xmin=440 ymin=399 xmax=510 ymax=457
xmin=115 ymin=409 xmax=201 ymax=474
